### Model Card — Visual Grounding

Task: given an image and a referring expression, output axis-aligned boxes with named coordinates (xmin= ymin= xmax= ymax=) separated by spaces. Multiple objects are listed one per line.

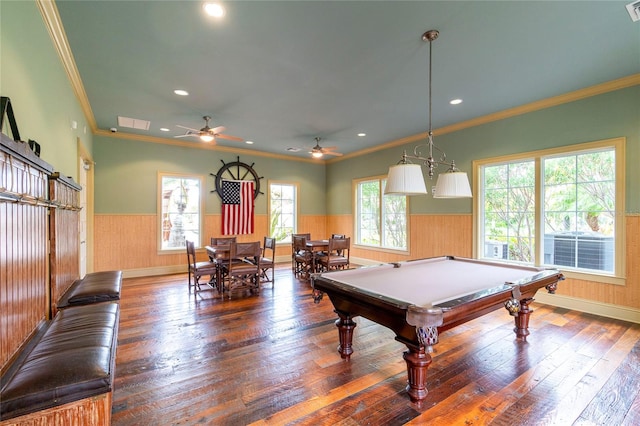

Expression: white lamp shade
xmin=433 ymin=171 xmax=472 ymax=198
xmin=384 ymin=164 xmax=428 ymax=195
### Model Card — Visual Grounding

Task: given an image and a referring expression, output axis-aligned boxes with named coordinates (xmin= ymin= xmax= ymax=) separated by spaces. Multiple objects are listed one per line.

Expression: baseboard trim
xmin=351 ymin=256 xmax=385 ymax=266
xmin=533 ymin=292 xmax=640 ymax=324
xmin=122 ymin=265 xmax=185 ymax=278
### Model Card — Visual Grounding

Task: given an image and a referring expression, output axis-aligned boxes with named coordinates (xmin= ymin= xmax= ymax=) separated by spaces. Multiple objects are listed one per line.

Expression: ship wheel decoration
xmin=211 ymin=156 xmax=263 ymax=200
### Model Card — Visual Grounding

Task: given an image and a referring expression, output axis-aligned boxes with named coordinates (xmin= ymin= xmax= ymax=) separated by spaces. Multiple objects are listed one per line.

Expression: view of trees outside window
xmin=543 ymin=149 xmax=615 ymax=272
xmin=483 ymin=161 xmax=535 ymax=263
xmin=356 ymin=178 xmax=407 ymax=250
xmin=480 ymin=146 xmax=616 ymax=273
xmin=269 ymin=183 xmax=296 ymax=243
xmin=160 ymin=175 xmax=201 ymax=250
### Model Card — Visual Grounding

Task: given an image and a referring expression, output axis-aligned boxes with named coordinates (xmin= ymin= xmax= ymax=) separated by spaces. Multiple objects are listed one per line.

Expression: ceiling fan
xmin=175 ymin=115 xmax=243 ymax=143
xmin=309 ymin=137 xmax=343 ymax=158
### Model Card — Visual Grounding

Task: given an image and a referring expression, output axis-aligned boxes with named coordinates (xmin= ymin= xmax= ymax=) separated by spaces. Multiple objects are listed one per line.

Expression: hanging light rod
xmin=385 ymin=29 xmax=472 ymax=198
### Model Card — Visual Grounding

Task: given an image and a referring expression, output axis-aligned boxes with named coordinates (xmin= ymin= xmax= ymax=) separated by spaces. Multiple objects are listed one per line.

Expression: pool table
xmin=311 ymin=255 xmax=564 ymax=404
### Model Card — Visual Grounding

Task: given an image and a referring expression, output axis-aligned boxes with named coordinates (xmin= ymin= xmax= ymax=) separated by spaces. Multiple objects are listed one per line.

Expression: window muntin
xmin=269 ymin=182 xmax=297 ymax=243
xmin=356 ymin=177 xmax=407 ymax=250
xmin=476 ymin=139 xmax=622 ymax=278
xmin=159 ymin=174 xmax=203 ymax=251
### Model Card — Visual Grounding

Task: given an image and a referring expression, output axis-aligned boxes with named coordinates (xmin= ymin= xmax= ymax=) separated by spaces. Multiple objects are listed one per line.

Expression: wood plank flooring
xmin=112 ymin=265 xmax=640 ymax=425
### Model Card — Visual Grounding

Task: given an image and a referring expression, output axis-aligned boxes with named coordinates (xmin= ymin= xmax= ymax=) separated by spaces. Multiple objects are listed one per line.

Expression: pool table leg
xmin=513 ymin=297 xmax=534 ymax=340
xmin=335 ymin=313 xmax=357 ymax=359
xmin=403 ymin=346 xmax=432 ymax=404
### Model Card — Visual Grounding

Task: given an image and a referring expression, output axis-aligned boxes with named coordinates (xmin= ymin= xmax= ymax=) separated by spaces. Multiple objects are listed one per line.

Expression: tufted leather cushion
xmin=57 ymin=270 xmax=122 ymax=308
xmin=0 ymin=302 xmax=119 ymax=420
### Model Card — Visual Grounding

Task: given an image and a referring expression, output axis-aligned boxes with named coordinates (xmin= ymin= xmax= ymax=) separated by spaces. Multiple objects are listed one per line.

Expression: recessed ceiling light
xmin=174 ymin=89 xmax=189 ymax=96
xmin=245 ymin=140 xmax=254 ymax=144
xmin=450 ymin=99 xmax=463 ymax=105
xmin=357 ymin=133 xmax=366 ymax=137
xmin=160 ymin=128 xmax=170 ymax=132
xmin=203 ymin=2 xmax=225 ymax=18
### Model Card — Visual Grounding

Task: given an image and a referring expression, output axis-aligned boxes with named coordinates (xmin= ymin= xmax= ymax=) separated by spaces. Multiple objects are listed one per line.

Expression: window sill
xmin=559 ymin=269 xmax=625 ymax=286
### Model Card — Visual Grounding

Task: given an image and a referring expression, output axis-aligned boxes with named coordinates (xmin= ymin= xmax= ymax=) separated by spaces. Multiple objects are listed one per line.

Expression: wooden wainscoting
xmin=0 ymin=144 xmax=51 ymax=371
xmin=48 ymin=173 xmax=81 ymax=314
xmin=94 ymin=214 xmax=326 ymax=273
xmin=326 ymin=213 xmax=473 ymax=264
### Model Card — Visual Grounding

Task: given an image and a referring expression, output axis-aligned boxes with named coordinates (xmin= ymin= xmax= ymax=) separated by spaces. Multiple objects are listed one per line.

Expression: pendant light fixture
xmin=384 ymin=30 xmax=472 ymax=198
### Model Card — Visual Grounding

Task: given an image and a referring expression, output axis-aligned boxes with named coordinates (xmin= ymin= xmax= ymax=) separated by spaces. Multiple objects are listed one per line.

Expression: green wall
xmin=1 ymin=1 xmax=92 ymax=177
xmin=93 ymin=136 xmax=326 ymax=215
xmin=327 ymin=86 xmax=640 ymax=215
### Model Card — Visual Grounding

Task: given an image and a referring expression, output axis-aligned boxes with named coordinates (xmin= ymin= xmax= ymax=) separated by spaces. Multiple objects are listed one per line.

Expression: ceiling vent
xmin=627 ymin=1 xmax=640 ymax=22
xmin=117 ymin=116 xmax=150 ymax=130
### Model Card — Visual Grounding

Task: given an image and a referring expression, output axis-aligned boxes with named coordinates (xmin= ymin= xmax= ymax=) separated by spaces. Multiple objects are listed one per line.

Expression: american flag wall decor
xmin=221 ymin=180 xmax=254 ymax=235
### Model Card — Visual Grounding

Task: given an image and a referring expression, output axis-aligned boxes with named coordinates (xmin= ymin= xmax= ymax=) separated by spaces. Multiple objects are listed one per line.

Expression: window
xmin=476 ymin=138 xmax=624 ymax=279
xmin=543 ymin=149 xmax=616 ymax=272
xmin=269 ymin=182 xmax=297 ymax=243
xmin=482 ymin=160 xmax=536 ymax=263
xmin=159 ymin=173 xmax=203 ymax=250
xmin=355 ymin=177 xmax=407 ymax=250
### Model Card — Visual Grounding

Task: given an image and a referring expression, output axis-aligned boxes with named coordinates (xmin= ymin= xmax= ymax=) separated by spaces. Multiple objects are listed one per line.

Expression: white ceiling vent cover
xmin=117 ymin=116 xmax=151 ymax=130
xmin=627 ymin=1 xmax=640 ymax=22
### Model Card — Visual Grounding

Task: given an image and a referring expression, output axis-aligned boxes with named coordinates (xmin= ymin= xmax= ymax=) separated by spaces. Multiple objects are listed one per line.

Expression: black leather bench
xmin=0 ymin=271 xmax=122 ymax=424
xmin=57 ymin=270 xmax=122 ymax=309
xmin=0 ymin=303 xmax=119 ymax=421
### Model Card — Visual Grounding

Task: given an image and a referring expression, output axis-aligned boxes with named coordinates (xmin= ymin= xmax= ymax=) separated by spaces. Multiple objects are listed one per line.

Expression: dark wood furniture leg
xmin=335 ymin=312 xmax=357 ymax=359
xmin=514 ymin=297 xmax=534 ymax=340
xmin=402 ymin=345 xmax=432 ymax=404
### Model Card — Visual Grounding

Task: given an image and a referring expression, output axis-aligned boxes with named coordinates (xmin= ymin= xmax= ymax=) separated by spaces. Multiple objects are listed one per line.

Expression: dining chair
xmin=330 ymin=234 xmax=346 ymax=255
xmin=259 ymin=236 xmax=276 ymax=286
xmin=318 ymin=237 xmax=351 ymax=272
xmin=210 ymin=236 xmax=237 ymax=246
xmin=291 ymin=233 xmax=311 ymax=272
xmin=293 ymin=235 xmax=313 ymax=279
xmin=186 ymin=240 xmax=217 ymax=293
xmin=220 ymin=241 xmax=262 ymax=297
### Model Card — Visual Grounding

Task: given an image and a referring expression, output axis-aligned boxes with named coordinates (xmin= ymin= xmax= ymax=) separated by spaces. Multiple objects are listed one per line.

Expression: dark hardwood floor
xmin=112 ymin=265 xmax=640 ymax=425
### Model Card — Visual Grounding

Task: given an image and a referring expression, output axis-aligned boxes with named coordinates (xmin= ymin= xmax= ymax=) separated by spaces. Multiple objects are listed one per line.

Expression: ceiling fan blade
xmin=174 ymin=133 xmax=198 ymax=138
xmin=325 ymin=151 xmax=343 ymax=157
xmin=176 ymin=124 xmax=200 ymax=132
xmin=322 ymin=146 xmax=338 ymax=150
xmin=211 ymin=125 xmax=226 ymax=134
xmin=216 ymin=134 xmax=244 ymax=142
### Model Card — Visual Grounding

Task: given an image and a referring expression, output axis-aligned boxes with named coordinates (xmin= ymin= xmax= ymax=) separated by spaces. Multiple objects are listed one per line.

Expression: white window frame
xmin=354 ymin=175 xmax=409 ymax=252
xmin=158 ymin=172 xmax=204 ymax=252
xmin=268 ymin=181 xmax=298 ymax=244
xmin=473 ymin=137 xmax=626 ymax=285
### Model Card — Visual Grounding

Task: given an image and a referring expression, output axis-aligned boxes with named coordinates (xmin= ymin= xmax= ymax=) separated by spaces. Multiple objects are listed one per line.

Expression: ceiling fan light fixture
xmin=200 ymin=134 xmax=214 ymax=142
xmin=312 ymin=150 xmax=324 ymax=158
xmin=203 ymin=2 xmax=225 ymax=18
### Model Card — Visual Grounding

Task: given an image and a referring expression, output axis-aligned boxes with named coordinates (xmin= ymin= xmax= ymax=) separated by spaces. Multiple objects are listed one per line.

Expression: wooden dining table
xmin=205 ymin=244 xmax=231 ymax=292
xmin=305 ymin=239 xmax=329 ymax=273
